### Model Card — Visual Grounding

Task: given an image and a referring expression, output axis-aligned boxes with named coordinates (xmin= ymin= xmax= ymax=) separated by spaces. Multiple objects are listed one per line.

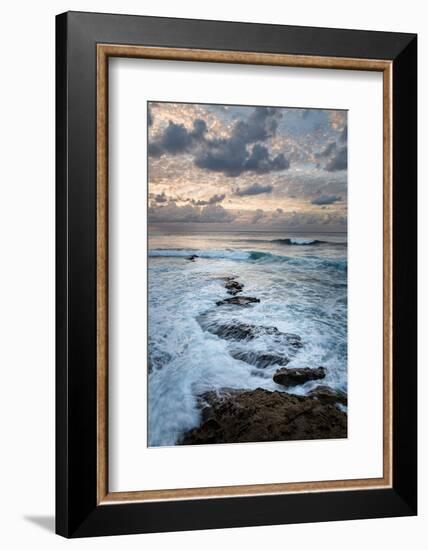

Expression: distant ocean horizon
xmin=147 ymin=229 xmax=347 ymax=446
xmin=148 ymin=227 xmax=347 ymax=235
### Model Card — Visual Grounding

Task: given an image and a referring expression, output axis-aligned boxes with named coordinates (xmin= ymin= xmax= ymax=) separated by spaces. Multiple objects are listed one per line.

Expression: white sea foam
xmin=148 ymin=248 xmax=251 ymax=261
xmin=147 ymin=232 xmax=348 ymax=446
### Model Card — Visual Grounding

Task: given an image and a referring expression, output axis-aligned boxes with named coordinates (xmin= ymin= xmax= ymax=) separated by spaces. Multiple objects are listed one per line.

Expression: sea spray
xmin=148 ymin=232 xmax=347 ymax=446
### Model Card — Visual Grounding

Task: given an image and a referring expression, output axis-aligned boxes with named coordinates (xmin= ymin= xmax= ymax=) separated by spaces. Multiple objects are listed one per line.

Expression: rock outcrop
xmin=216 ymin=296 xmax=260 ymax=307
xmin=200 ymin=321 xmax=259 ymax=341
xmin=225 ymin=279 xmax=244 ymax=295
xmin=230 ymin=350 xmax=290 ymax=368
xmin=198 ymin=317 xmax=303 ymax=349
xmin=180 ymin=388 xmax=347 ymax=444
xmin=273 ymin=366 xmax=326 ymax=387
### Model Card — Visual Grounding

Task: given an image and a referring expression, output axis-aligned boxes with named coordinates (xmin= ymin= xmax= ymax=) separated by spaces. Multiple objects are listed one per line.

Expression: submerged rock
xmin=275 ymin=332 xmax=303 ymax=349
xmin=216 ymin=296 xmax=260 ymax=306
xmin=225 ymin=280 xmax=244 ymax=295
xmin=198 ymin=315 xmax=304 ymax=348
xmin=179 ymin=388 xmax=347 ymax=444
xmin=230 ymin=350 xmax=290 ymax=368
xmin=273 ymin=366 xmax=326 ymax=387
xmin=308 ymin=385 xmax=347 ymax=406
xmin=203 ymin=321 xmax=258 ymax=341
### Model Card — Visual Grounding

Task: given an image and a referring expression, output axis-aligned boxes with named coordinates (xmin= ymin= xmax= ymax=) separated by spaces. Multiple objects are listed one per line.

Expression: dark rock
xmin=225 ymin=280 xmax=244 ymax=295
xmin=225 ymin=279 xmax=240 ymax=286
xmin=198 ymin=316 xmax=304 ymax=349
xmin=180 ymin=388 xmax=347 ymax=444
xmin=273 ymin=366 xmax=326 ymax=387
xmin=216 ymin=296 xmax=260 ymax=307
xmin=204 ymin=322 xmax=258 ymax=341
xmin=276 ymin=332 xmax=303 ymax=349
xmin=186 ymin=254 xmax=198 ymax=262
xmin=308 ymin=385 xmax=347 ymax=406
xmin=230 ymin=350 xmax=290 ymax=368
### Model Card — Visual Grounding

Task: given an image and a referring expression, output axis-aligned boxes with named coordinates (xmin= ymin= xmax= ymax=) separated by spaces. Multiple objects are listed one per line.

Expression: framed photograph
xmin=56 ymin=11 xmax=417 ymax=537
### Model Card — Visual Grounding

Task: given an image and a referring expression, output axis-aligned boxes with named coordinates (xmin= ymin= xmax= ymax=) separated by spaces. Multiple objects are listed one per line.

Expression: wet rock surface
xmin=273 ymin=366 xmax=326 ymax=387
xmin=176 ymin=273 xmax=346 ymax=445
xmin=199 ymin=320 xmax=260 ymax=341
xmin=273 ymin=332 xmax=303 ymax=349
xmin=308 ymin=385 xmax=347 ymax=406
xmin=180 ymin=388 xmax=347 ymax=444
xmin=225 ymin=279 xmax=244 ymax=295
xmin=216 ymin=296 xmax=260 ymax=307
xmin=185 ymin=254 xmax=198 ymax=262
xmin=230 ymin=350 xmax=290 ymax=368
xmin=198 ymin=315 xmax=304 ymax=349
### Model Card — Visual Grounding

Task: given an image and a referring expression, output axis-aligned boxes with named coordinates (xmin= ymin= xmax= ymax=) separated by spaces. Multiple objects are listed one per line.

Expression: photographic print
xmin=147 ymin=101 xmax=348 ymax=447
xmin=57 ymin=14 xmax=417 ymax=536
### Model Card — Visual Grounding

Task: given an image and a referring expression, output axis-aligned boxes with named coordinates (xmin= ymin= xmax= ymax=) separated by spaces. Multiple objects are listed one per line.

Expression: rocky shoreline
xmin=181 ymin=264 xmax=347 ymax=444
xmin=180 ymin=387 xmax=347 ymax=444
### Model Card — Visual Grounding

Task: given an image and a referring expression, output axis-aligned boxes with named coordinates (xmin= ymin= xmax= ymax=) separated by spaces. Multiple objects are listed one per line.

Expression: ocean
xmin=147 ymin=230 xmax=347 ymax=447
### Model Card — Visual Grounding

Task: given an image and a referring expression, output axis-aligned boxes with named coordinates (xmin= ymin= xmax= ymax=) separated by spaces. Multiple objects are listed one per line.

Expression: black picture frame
xmin=56 ymin=11 xmax=417 ymax=538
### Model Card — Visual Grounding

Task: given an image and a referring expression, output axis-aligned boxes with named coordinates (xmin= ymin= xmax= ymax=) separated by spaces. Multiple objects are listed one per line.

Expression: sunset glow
xmin=148 ymin=102 xmax=347 ymax=232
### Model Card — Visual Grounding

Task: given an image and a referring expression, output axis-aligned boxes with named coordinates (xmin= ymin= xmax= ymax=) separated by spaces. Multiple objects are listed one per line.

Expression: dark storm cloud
xmin=149 ymin=106 xmax=290 ymax=177
xmin=234 ymin=182 xmax=274 ymax=196
xmin=232 ymin=106 xmax=281 ymax=143
xmin=192 ymin=193 xmax=225 ymax=206
xmin=194 ymin=137 xmax=248 ymax=176
xmin=148 ymin=103 xmax=348 ymax=231
xmin=325 ymin=146 xmax=348 ymax=171
xmin=195 ymin=107 xmax=289 ymax=177
xmin=148 ymin=119 xmax=208 ymax=157
xmin=244 ymin=144 xmax=290 ymax=173
xmin=311 ymin=194 xmax=342 ymax=205
xmin=195 ymin=141 xmax=289 ymax=177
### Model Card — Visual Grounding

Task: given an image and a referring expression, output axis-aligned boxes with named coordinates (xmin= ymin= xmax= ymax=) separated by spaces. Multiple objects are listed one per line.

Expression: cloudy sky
xmin=148 ymin=102 xmax=347 ymax=233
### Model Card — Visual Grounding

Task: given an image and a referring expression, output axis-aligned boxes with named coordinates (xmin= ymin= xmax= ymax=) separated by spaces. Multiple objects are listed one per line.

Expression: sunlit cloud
xmin=148 ymin=102 xmax=347 ymax=232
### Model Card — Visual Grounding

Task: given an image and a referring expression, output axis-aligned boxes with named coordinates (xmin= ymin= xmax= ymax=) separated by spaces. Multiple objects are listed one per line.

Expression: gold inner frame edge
xmin=96 ymin=44 xmax=393 ymax=505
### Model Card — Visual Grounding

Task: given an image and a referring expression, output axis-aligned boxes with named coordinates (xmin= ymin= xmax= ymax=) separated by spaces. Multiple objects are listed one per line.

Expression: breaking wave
xmin=147 ymin=233 xmax=348 ymax=446
xmin=238 ymin=237 xmax=346 ymax=246
xmin=149 ymin=248 xmax=347 ymax=271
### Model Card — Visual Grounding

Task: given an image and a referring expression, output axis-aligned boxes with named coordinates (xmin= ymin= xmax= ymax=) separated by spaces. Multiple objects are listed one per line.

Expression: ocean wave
xmin=149 ymin=248 xmax=251 ymax=260
xmin=272 ymin=238 xmax=341 ymax=246
xmin=149 ymin=248 xmax=347 ymax=271
xmin=238 ymin=238 xmax=346 ymax=246
xmin=248 ymin=251 xmax=347 ymax=271
xmin=147 ymin=241 xmax=347 ymax=445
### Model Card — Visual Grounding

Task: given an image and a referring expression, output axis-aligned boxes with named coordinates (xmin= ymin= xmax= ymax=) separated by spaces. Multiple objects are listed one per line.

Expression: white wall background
xmin=0 ymin=0 xmax=424 ymax=547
